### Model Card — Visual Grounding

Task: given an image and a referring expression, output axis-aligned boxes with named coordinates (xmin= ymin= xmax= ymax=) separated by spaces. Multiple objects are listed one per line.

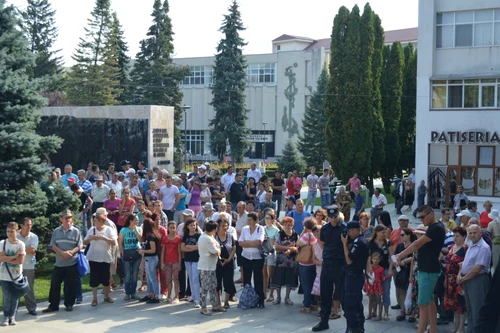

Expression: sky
xmin=8 ymin=0 xmax=418 ymax=66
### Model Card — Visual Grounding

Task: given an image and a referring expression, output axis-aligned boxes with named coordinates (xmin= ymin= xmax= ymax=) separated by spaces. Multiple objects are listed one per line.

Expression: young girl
xmin=161 ymin=221 xmax=182 ymax=304
xmin=181 ymin=218 xmax=201 ymax=308
xmin=365 ymin=252 xmax=385 ymax=321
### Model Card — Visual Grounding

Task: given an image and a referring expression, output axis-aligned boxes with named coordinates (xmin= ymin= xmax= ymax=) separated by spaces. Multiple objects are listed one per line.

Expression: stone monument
xmin=36 ymin=105 xmax=174 ymax=172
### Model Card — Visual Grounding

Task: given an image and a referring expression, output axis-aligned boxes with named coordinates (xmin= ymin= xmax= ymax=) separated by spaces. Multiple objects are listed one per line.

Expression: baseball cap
xmin=204 ymin=162 xmax=210 ymax=166
xmin=127 ymin=168 xmax=136 ymax=174
xmin=120 ymin=160 xmax=131 ymax=166
xmin=398 ymin=215 xmax=409 ymax=221
xmin=457 ymin=210 xmax=471 ymax=218
xmin=117 ymin=172 xmax=125 ymax=177
xmin=286 ymin=196 xmax=296 ymax=204
xmin=346 ymin=221 xmax=361 ymax=230
xmin=182 ymin=209 xmax=195 ymax=217
xmin=67 ymin=177 xmax=76 ymax=183
xmin=198 ymin=165 xmax=207 ymax=170
xmin=326 ymin=205 xmax=339 ymax=217
xmin=59 ymin=209 xmax=73 ymax=218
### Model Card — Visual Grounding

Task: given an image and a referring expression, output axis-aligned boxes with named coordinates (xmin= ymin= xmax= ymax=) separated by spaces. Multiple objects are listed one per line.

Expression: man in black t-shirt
xmin=229 ymin=175 xmax=245 ymax=211
xmin=396 ymin=205 xmax=445 ymax=333
xmin=270 ymin=170 xmax=285 ymax=217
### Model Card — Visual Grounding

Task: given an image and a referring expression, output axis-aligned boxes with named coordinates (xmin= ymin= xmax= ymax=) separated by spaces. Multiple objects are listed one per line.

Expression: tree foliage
xmin=398 ymin=44 xmax=417 ymax=171
xmin=325 ymin=5 xmax=374 ymax=181
xmin=380 ymin=42 xmax=404 ymax=191
xmin=297 ymin=68 xmax=328 ymax=170
xmin=66 ymin=0 xmax=122 ymax=106
xmin=22 ymin=0 xmax=63 ymax=92
xmin=0 ymin=1 xmax=62 ymax=237
xmin=209 ymin=0 xmax=250 ymax=164
xmin=129 ymin=0 xmax=188 ymax=167
xmin=108 ymin=12 xmax=130 ymax=104
xmin=277 ymin=140 xmax=305 ymax=174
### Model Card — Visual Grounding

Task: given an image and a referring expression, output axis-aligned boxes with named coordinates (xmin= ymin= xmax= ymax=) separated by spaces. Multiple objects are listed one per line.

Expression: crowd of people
xmin=0 ymin=161 xmax=499 ymax=333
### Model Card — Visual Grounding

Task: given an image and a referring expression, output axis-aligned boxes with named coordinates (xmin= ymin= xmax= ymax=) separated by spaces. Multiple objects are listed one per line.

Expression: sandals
xmin=224 ymin=303 xmax=230 ymax=309
xmin=383 ymin=313 xmax=390 ymax=321
xmin=212 ymin=306 xmax=227 ymax=313
xmin=300 ymin=307 xmax=311 ymax=313
xmin=284 ymin=298 xmax=294 ymax=305
xmin=200 ymin=308 xmax=212 ymax=316
xmin=408 ymin=317 xmax=416 ymax=323
xmin=137 ymin=285 xmax=146 ymax=292
xmin=329 ymin=313 xmax=341 ymax=320
xmin=266 ymin=296 xmax=274 ymax=303
xmin=172 ymin=298 xmax=179 ymax=304
xmin=374 ymin=315 xmax=382 ymax=321
xmin=91 ymin=299 xmax=98 ymax=307
xmin=103 ymin=297 xmax=114 ymax=303
xmin=310 ymin=304 xmax=319 ymax=311
xmin=396 ymin=312 xmax=406 ymax=321
xmin=272 ymin=298 xmax=281 ymax=305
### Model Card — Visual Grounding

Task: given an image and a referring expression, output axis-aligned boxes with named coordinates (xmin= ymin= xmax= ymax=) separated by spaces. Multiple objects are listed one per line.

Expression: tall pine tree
xmin=129 ymin=0 xmax=187 ymax=166
xmin=368 ymin=12 xmax=385 ymax=190
xmin=398 ymin=44 xmax=417 ymax=171
xmin=22 ymin=0 xmax=63 ymax=83
xmin=325 ymin=5 xmax=373 ymax=181
xmin=277 ymin=140 xmax=305 ymax=174
xmin=209 ymin=0 xmax=249 ymax=164
xmin=0 ymin=1 xmax=62 ymax=233
xmin=66 ymin=0 xmax=122 ymax=106
xmin=380 ymin=42 xmax=404 ymax=191
xmin=297 ymin=68 xmax=328 ymax=170
xmin=104 ymin=12 xmax=129 ymax=104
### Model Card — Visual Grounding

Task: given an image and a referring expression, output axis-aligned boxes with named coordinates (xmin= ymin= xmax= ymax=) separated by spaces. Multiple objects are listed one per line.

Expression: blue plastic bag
xmin=77 ymin=252 xmax=89 ymax=276
xmin=237 ymin=284 xmax=259 ymax=310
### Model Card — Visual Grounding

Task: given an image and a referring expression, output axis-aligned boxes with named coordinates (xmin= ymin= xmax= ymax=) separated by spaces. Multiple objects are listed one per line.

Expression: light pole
xmin=181 ymin=105 xmax=191 ymax=169
xmin=262 ymin=122 xmax=267 ymax=162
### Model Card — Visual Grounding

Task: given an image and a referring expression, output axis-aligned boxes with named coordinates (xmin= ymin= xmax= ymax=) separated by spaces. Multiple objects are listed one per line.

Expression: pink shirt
xmin=299 ymin=232 xmax=317 ymax=266
xmin=347 ymin=177 xmax=361 ymax=191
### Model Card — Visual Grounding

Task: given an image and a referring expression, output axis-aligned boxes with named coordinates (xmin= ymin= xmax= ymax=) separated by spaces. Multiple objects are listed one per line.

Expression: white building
xmin=416 ymin=0 xmax=500 ymax=209
xmin=174 ymin=28 xmax=417 ymax=163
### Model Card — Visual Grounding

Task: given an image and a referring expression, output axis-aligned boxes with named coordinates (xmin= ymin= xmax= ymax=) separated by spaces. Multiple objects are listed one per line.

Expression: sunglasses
xmin=418 ymin=213 xmax=430 ymax=220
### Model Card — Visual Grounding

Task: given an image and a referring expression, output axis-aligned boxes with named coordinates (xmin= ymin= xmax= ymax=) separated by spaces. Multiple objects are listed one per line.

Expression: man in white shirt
xmin=221 ymin=165 xmax=235 ymax=199
xmin=234 ymin=201 xmax=248 ymax=283
xmin=92 ymin=176 xmax=110 ymax=214
xmin=158 ymin=175 xmax=180 ymax=222
xmin=247 ymin=162 xmax=262 ymax=184
xmin=126 ymin=176 xmax=142 ymax=207
xmin=17 ymin=217 xmax=39 ymax=315
xmin=305 ymin=167 xmax=319 ymax=214
xmin=370 ymin=188 xmax=387 ymax=226
xmin=106 ymin=172 xmax=123 ymax=198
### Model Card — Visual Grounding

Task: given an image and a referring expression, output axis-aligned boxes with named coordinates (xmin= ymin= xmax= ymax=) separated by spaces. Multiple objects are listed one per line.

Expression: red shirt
xmin=480 ymin=211 xmax=492 ymax=229
xmin=163 ymin=234 xmax=181 ymax=263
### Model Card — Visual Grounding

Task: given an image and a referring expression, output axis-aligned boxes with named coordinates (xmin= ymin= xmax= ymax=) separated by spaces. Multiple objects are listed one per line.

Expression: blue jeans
xmin=382 ymin=268 xmax=391 ymax=307
xmin=1 ymin=281 xmax=19 ymax=318
xmin=123 ymin=257 xmax=141 ymax=296
xmin=185 ymin=261 xmax=200 ymax=302
xmin=305 ymin=190 xmax=317 ymax=212
xmin=145 ymin=256 xmax=160 ymax=297
xmin=320 ymin=193 xmax=331 ymax=208
xmin=299 ymin=264 xmax=317 ymax=308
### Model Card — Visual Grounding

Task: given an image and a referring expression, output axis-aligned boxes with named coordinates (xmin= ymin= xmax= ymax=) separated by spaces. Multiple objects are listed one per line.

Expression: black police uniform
xmin=343 ymin=233 xmax=369 ymax=333
xmin=318 ymin=206 xmax=347 ymax=322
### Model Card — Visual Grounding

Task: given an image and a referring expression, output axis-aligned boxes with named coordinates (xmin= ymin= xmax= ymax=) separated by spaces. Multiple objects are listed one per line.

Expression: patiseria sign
xmin=431 ymin=131 xmax=500 ymax=144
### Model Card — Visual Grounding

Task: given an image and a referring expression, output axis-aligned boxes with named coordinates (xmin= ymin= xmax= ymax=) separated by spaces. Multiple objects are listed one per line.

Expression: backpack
xmin=237 ymin=284 xmax=259 ymax=310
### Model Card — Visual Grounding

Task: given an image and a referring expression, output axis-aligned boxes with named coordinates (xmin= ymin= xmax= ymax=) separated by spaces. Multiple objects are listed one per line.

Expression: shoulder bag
xmin=2 ymin=241 xmax=30 ymax=298
xmin=259 ymin=226 xmax=275 ymax=259
xmin=75 ymin=234 xmax=89 ymax=276
xmin=296 ymin=232 xmax=313 ymax=264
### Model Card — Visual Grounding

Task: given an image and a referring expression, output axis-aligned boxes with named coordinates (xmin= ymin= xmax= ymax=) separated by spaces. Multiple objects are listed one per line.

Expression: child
xmin=161 ymin=221 xmax=182 ymax=304
xmin=365 ymin=252 xmax=385 ymax=321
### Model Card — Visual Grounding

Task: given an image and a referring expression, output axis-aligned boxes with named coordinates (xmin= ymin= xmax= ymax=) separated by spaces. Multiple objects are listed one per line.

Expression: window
xmin=436 ymin=9 xmax=500 ymax=48
xmin=246 ymin=63 xmax=277 ymax=84
xmin=181 ymin=130 xmax=205 ymax=156
xmin=430 ymin=145 xmax=500 ymax=197
xmin=431 ymin=78 xmax=500 ymax=109
xmin=181 ymin=66 xmax=214 ymax=86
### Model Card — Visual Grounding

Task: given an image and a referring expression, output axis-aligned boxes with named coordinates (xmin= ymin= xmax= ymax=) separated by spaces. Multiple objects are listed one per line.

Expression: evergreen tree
xmin=325 ymin=5 xmax=373 ymax=181
xmin=380 ymin=42 xmax=404 ymax=191
xmin=325 ymin=6 xmax=350 ymax=178
xmin=129 ymin=0 xmax=188 ymax=166
xmin=0 ymin=1 xmax=62 ymax=234
xmin=368 ymin=12 xmax=385 ymax=190
xmin=277 ymin=140 xmax=305 ymax=174
xmin=108 ymin=12 xmax=130 ymax=104
xmin=66 ymin=0 xmax=122 ymax=106
xmin=297 ymin=68 xmax=328 ymax=169
xmin=22 ymin=0 xmax=63 ymax=90
xmin=209 ymin=0 xmax=250 ymax=164
xmin=398 ymin=44 xmax=417 ymax=171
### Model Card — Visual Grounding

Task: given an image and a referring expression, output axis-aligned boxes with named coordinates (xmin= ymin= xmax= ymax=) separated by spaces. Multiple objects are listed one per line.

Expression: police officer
xmin=312 ymin=205 xmax=347 ymax=332
xmin=340 ymin=221 xmax=369 ymax=333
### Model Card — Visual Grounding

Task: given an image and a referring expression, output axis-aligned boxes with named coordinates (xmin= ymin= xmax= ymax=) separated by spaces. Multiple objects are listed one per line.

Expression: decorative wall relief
xmin=282 ymin=63 xmax=299 ymax=138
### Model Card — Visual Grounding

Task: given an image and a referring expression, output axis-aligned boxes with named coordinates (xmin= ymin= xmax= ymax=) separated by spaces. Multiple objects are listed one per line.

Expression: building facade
xmin=416 ymin=0 xmax=500 ymax=208
xmin=174 ymin=28 xmax=417 ymax=163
